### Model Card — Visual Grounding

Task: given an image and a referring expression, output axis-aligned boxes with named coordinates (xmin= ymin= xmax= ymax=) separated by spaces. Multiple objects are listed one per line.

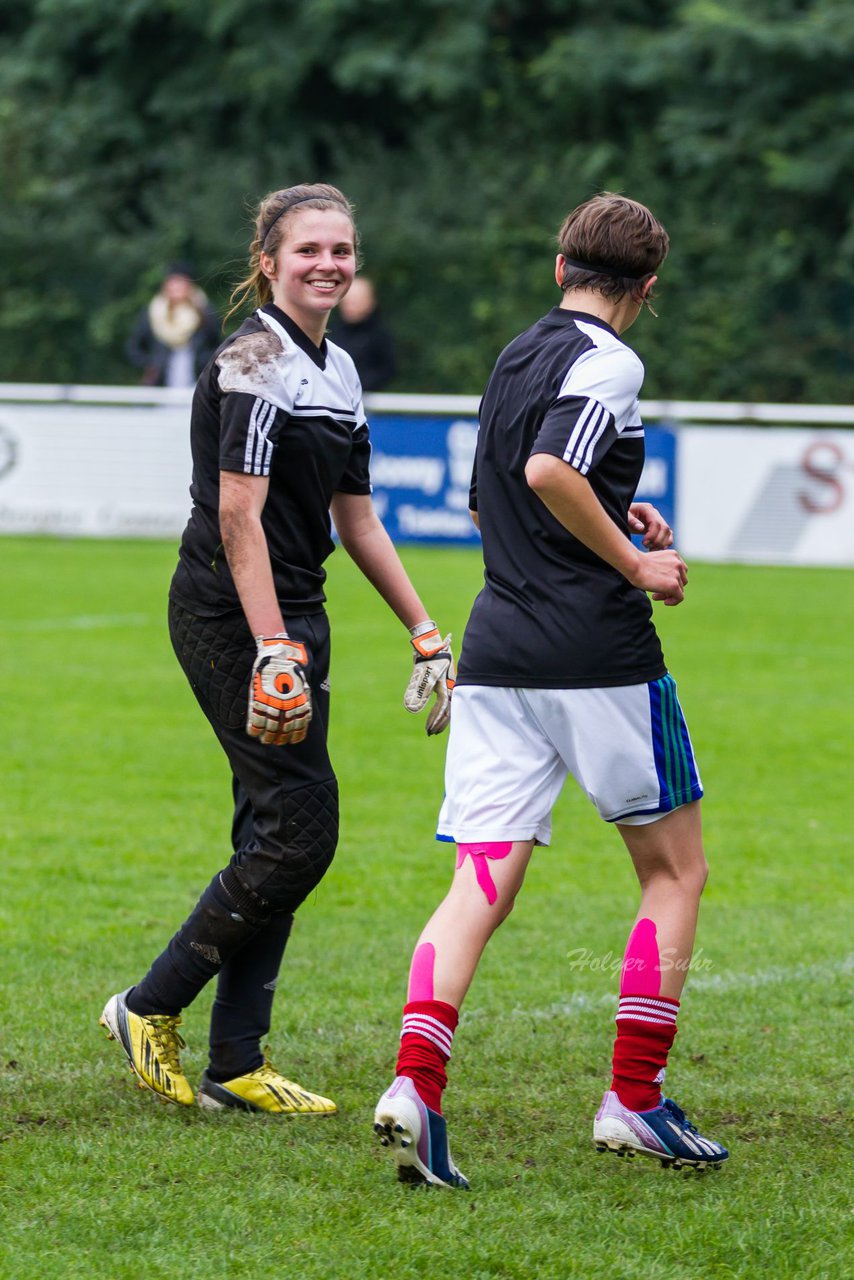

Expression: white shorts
xmin=437 ymin=677 xmax=703 ymax=845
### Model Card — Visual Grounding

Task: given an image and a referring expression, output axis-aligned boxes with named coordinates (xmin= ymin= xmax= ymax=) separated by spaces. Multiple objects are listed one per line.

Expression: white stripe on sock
xmin=615 ymin=1013 xmax=678 ymax=1026
xmin=401 ymin=1015 xmax=454 ymax=1049
xmin=618 ymin=996 xmax=679 ymax=1012
xmin=400 ymin=1014 xmax=454 ymax=1058
xmin=618 ymin=997 xmax=678 ymax=1024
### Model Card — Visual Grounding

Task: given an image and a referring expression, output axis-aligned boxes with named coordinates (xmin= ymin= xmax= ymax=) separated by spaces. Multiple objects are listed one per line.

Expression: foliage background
xmin=1 ymin=0 xmax=853 ymax=399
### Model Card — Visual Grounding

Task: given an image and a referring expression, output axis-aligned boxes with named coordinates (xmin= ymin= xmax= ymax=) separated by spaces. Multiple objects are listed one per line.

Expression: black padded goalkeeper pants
xmin=128 ymin=599 xmax=339 ymax=1079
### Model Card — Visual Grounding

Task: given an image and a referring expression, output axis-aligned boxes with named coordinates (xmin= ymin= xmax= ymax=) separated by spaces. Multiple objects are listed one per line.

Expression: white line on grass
xmin=0 ymin=613 xmax=152 ymax=631
xmin=461 ymin=955 xmax=853 ymax=1024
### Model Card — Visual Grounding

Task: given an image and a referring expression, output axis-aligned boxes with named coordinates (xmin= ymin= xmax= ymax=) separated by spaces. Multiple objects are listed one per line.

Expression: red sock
xmin=396 ymin=999 xmax=458 ymax=1114
xmin=610 ymin=995 xmax=679 ymax=1112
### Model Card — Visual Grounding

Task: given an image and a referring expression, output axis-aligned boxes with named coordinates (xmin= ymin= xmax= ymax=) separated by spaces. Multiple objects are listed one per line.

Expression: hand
xmin=404 ymin=620 xmax=455 ymax=735
xmin=628 ymin=502 xmax=673 ymax=550
xmin=247 ymin=635 xmax=313 ymax=745
xmin=628 ymin=547 xmax=688 ymax=607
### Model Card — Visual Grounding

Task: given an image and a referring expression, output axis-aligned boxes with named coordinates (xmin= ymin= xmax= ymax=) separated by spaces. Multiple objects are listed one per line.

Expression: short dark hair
xmin=557 ymin=193 xmax=669 ymax=301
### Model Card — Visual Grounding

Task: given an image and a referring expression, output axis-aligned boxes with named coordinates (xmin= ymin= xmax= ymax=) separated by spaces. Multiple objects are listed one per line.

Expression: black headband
xmin=562 ymin=255 xmax=647 ymax=281
xmin=261 ymin=195 xmax=340 ymax=248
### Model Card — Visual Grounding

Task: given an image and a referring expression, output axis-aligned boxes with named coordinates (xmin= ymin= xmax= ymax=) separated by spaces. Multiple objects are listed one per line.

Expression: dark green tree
xmin=1 ymin=0 xmax=852 ymax=399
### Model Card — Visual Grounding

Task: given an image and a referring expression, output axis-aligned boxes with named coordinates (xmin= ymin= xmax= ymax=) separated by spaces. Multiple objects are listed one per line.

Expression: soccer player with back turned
xmin=374 ymin=193 xmax=728 ymax=1185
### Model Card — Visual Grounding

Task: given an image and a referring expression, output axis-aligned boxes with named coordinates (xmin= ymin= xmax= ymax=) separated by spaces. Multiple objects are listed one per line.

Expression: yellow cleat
xmin=100 ymin=989 xmax=194 ymax=1106
xmin=196 ymin=1056 xmax=337 ymax=1115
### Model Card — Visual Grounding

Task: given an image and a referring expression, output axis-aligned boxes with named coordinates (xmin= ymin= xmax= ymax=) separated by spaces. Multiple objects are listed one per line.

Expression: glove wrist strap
xmin=409 ymin=619 xmax=438 ymax=640
xmin=255 ymin=631 xmax=290 ymax=647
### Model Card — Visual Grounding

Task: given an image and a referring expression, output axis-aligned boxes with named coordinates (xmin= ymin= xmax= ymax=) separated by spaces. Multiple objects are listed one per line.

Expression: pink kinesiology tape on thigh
xmin=456 ymin=841 xmax=513 ymax=905
xmin=620 ymin=917 xmax=661 ymax=997
xmin=407 ymin=942 xmax=436 ymax=1002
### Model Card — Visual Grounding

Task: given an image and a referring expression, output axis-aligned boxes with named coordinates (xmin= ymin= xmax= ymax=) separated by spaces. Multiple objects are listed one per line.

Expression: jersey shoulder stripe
xmin=557 ymin=321 xmax=644 ymax=437
xmin=559 ymin=321 xmax=644 ymax=407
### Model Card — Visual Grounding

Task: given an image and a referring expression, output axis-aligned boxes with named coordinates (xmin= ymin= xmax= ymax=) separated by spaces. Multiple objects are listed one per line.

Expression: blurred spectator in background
xmin=328 ymin=275 xmax=396 ymax=391
xmin=127 ymin=264 xmax=221 ymax=387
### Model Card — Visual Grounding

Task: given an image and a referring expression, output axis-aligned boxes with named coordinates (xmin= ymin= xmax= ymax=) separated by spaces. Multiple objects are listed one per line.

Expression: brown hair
xmin=557 ymin=193 xmax=669 ymax=303
xmin=225 ymin=183 xmax=358 ymax=325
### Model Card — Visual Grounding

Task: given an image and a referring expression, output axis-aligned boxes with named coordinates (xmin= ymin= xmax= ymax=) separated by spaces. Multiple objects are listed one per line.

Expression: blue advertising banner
xmin=368 ymin=413 xmax=677 ymax=544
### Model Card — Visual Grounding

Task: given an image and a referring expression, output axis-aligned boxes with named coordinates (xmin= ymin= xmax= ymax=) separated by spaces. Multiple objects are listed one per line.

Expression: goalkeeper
xmin=101 ymin=183 xmax=453 ymax=1115
xmin=374 ymin=193 xmax=728 ymax=1186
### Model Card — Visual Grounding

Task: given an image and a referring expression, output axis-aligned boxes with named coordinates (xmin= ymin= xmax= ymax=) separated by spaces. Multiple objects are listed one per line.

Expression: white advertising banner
xmin=677 ymin=427 xmax=854 ymax=566
xmin=0 ymin=404 xmax=191 ymax=537
xmin=1 ymin=397 xmax=853 ymax=566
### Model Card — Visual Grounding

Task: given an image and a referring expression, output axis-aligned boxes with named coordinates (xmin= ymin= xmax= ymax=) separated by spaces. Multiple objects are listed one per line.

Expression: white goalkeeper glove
xmin=404 ymin=619 xmax=455 ymax=735
xmin=247 ymin=634 xmax=313 ymax=746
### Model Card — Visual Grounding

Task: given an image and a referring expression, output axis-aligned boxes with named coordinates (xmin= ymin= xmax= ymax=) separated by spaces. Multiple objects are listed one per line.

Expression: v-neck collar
xmin=259 ymin=303 xmax=328 ymax=369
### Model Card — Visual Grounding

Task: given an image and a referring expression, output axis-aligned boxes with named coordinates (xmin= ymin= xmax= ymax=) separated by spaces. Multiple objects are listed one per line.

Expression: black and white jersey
xmin=458 ymin=308 xmax=666 ymax=689
xmin=171 ymin=303 xmax=372 ymax=616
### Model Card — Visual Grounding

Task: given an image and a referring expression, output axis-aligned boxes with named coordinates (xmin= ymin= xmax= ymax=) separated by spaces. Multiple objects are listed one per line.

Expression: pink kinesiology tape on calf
xmin=620 ymin=917 xmax=661 ymax=997
xmin=456 ymin=841 xmax=513 ymax=905
xmin=407 ymin=942 xmax=436 ymax=1002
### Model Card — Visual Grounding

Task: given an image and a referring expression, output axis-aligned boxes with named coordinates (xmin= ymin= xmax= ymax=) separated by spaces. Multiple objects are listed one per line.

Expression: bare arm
xmin=524 ymin=453 xmax=687 ymax=605
xmin=219 ymin=470 xmax=287 ymax=635
xmin=330 ymin=492 xmax=431 ymax=628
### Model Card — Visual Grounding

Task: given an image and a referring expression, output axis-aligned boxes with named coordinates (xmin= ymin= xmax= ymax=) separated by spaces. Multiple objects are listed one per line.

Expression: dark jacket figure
xmin=127 ymin=266 xmax=221 ymax=388
xmin=328 ymin=276 xmax=396 ymax=391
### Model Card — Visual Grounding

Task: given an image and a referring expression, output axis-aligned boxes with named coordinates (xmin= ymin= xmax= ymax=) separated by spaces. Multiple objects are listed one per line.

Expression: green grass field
xmin=0 ymin=536 xmax=851 ymax=1280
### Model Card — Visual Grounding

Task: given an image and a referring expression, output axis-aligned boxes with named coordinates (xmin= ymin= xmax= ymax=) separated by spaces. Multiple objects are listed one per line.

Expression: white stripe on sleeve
xmin=244 ymin=398 xmax=277 ymax=475
xmin=562 ymin=398 xmax=610 ymax=475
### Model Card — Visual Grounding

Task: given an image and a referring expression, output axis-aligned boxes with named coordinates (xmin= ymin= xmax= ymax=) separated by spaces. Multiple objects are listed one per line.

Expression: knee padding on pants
xmin=171 ymin=869 xmax=270 ymax=985
xmin=233 ymin=778 xmax=339 ymax=912
xmin=220 ymin=863 xmax=274 ymax=924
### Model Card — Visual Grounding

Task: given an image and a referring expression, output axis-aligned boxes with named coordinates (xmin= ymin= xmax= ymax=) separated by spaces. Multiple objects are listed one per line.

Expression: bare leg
xmin=376 ymin=839 xmax=536 ymax=1184
xmin=595 ymin=801 xmax=728 ymax=1164
xmin=408 ymin=839 xmax=535 ymax=1010
xmin=617 ymin=800 xmax=708 ymax=1000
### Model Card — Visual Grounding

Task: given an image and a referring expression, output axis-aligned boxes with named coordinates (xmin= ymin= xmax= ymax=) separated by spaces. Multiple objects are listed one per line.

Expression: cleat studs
xmin=400 ymin=1139 xmax=411 ymax=1149
xmin=380 ymin=1138 xmax=389 ymax=1147
xmin=393 ymin=1123 xmax=404 ymax=1133
xmin=373 ymin=1123 xmax=383 ymax=1134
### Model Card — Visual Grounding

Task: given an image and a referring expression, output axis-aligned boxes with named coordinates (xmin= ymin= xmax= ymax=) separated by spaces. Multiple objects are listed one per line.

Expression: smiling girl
xmin=101 ymin=184 xmax=455 ymax=1115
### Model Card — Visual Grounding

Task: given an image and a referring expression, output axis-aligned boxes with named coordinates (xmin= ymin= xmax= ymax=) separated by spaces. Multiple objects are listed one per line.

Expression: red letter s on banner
xmin=798 ymin=440 xmax=846 ymax=514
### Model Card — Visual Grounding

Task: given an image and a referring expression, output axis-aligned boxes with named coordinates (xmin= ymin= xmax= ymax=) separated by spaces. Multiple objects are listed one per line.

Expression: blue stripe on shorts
xmin=648 ymin=674 xmax=703 ymax=814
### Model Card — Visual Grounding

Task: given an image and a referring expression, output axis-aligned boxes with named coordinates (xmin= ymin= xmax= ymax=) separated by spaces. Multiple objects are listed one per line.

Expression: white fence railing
xmin=1 ymin=383 xmax=854 ymax=426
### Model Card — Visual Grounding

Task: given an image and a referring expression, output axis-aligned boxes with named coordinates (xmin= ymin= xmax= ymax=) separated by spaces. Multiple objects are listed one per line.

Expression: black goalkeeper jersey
xmin=458 ymin=308 xmax=666 ymax=689
xmin=170 ymin=303 xmax=372 ymax=617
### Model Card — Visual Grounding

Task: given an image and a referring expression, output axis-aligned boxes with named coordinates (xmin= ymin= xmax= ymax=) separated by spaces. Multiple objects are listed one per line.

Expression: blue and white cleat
xmin=593 ymin=1090 xmax=728 ymax=1170
xmin=373 ymin=1076 xmax=469 ymax=1188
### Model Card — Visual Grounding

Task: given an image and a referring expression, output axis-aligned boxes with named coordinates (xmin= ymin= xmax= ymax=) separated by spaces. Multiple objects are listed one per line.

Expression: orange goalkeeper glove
xmin=247 ymin=634 xmax=312 ymax=746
